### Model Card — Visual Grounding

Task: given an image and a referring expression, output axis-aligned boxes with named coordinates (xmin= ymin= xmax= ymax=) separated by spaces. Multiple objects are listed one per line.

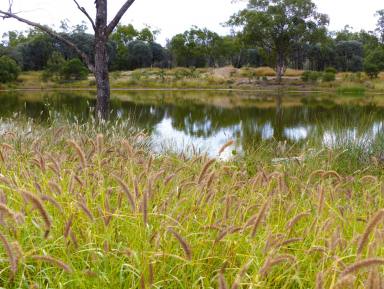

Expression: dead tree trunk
xmin=0 ymin=0 xmax=136 ymax=121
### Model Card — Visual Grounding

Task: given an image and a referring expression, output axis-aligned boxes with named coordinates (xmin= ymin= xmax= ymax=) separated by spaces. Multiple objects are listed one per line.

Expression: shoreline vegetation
xmin=1 ymin=67 xmax=384 ymax=95
xmin=0 ymin=120 xmax=384 ymax=287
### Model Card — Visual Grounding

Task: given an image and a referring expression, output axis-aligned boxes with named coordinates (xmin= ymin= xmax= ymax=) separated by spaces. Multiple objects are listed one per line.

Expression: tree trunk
xmin=276 ymin=52 xmax=286 ymax=83
xmin=94 ymin=0 xmax=110 ymax=120
xmin=94 ymin=37 xmax=110 ymax=120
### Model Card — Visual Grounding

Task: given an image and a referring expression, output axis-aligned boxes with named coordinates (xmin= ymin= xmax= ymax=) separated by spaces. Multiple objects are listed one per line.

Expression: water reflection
xmin=0 ymin=90 xmax=383 ymax=156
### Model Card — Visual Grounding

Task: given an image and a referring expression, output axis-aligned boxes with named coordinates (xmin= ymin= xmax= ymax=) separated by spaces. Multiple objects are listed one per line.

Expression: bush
xmin=322 ymin=72 xmax=336 ymax=82
xmin=364 ymin=48 xmax=384 ymax=79
xmin=60 ymin=59 xmax=89 ymax=81
xmin=364 ymin=62 xmax=380 ymax=79
xmin=324 ymin=67 xmax=337 ymax=74
xmin=0 ymin=56 xmax=21 ymax=83
xmin=301 ymin=71 xmax=321 ymax=82
xmin=42 ymin=52 xmax=66 ymax=82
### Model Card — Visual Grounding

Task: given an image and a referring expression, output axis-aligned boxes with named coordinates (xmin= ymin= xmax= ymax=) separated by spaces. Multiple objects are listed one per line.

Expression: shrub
xmin=324 ymin=67 xmax=337 ymax=74
xmin=364 ymin=62 xmax=380 ymax=79
xmin=301 ymin=71 xmax=321 ymax=82
xmin=42 ymin=52 xmax=66 ymax=82
xmin=240 ymin=68 xmax=257 ymax=83
xmin=173 ymin=67 xmax=199 ymax=79
xmin=0 ymin=55 xmax=21 ymax=83
xmin=60 ymin=59 xmax=89 ymax=81
xmin=322 ymin=72 xmax=336 ymax=82
xmin=130 ymin=70 xmax=144 ymax=81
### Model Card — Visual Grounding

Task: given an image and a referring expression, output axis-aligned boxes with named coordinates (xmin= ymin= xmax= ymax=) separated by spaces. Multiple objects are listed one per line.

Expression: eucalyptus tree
xmin=229 ymin=0 xmax=329 ymax=82
xmin=0 ymin=0 xmax=136 ymax=120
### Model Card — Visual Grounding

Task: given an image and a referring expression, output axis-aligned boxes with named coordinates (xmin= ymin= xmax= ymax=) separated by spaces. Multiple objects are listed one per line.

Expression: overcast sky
xmin=0 ymin=0 xmax=382 ymax=44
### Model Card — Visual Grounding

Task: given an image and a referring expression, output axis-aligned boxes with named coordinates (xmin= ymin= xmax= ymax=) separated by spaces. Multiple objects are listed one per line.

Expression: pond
xmin=0 ymin=89 xmax=384 ymax=158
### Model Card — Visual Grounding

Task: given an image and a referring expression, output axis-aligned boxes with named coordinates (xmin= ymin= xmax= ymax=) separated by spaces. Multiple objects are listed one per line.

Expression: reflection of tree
xmin=1 ymin=91 xmax=384 ymax=150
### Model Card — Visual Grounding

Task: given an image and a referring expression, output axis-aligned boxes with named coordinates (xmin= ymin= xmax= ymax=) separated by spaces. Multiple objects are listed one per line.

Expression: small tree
xmin=0 ymin=55 xmax=20 ymax=83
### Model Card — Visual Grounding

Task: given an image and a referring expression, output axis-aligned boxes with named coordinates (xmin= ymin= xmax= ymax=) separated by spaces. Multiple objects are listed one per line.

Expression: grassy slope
xmin=2 ymin=68 xmax=384 ymax=94
xmin=0 ymin=121 xmax=383 ymax=288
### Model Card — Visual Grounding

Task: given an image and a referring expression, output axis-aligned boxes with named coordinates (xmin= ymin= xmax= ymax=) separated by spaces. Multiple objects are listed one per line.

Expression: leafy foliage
xmin=364 ymin=48 xmax=384 ymax=79
xmin=60 ymin=58 xmax=89 ymax=81
xmin=0 ymin=55 xmax=21 ymax=83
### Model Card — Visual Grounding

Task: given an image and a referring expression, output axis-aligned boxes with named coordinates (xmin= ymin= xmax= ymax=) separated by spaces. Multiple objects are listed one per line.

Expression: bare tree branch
xmin=106 ymin=0 xmax=135 ymax=35
xmin=73 ymin=0 xmax=96 ymax=31
xmin=0 ymin=10 xmax=95 ymax=72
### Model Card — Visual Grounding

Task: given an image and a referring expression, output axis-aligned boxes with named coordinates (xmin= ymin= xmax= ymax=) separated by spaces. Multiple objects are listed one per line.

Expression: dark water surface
xmin=1 ymin=90 xmax=383 ymax=158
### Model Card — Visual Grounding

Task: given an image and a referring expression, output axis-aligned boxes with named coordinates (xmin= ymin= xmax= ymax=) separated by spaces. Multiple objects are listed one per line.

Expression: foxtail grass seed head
xmin=231 ymin=260 xmax=252 ymax=289
xmin=21 ymin=190 xmax=51 ymax=238
xmin=168 ymin=228 xmax=192 ymax=260
xmin=198 ymin=159 xmax=215 ymax=184
xmin=0 ymin=231 xmax=17 ymax=278
xmin=218 ymin=272 xmax=229 ymax=289
xmin=218 ymin=140 xmax=235 ymax=156
xmin=251 ymin=198 xmax=270 ymax=237
xmin=67 ymin=140 xmax=87 ymax=168
xmin=315 ymin=272 xmax=324 ymax=289
xmin=357 ymin=209 xmax=384 ymax=254
xmin=340 ymin=258 xmax=384 ymax=277
xmin=30 ymin=255 xmax=73 ymax=273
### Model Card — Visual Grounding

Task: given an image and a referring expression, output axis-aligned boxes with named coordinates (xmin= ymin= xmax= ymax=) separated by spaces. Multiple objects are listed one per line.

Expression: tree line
xmin=1 ymin=11 xmax=384 ymax=78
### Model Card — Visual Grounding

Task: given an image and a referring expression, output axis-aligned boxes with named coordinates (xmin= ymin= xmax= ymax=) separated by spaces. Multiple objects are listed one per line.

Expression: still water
xmin=0 ymin=90 xmax=383 ymax=157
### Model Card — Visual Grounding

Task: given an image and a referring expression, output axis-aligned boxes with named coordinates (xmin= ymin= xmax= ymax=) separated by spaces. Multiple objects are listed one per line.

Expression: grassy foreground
xmin=0 ymin=121 xmax=384 ymax=288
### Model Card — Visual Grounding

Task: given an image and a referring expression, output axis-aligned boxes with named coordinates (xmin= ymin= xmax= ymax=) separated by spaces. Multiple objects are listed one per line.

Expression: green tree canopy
xmin=228 ymin=0 xmax=329 ymax=81
xmin=169 ymin=27 xmax=226 ymax=67
xmin=0 ymin=55 xmax=21 ymax=83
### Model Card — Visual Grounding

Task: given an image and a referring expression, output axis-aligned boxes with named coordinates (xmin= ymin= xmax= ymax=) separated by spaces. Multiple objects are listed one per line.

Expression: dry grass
xmin=285 ymin=68 xmax=304 ymax=77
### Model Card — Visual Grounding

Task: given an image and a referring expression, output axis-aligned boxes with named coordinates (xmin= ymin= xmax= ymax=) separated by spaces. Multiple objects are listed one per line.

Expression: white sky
xmin=0 ymin=0 xmax=382 ymax=45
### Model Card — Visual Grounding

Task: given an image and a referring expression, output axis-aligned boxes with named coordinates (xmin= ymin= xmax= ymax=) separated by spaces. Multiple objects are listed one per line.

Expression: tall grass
xmin=0 ymin=119 xmax=384 ymax=288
